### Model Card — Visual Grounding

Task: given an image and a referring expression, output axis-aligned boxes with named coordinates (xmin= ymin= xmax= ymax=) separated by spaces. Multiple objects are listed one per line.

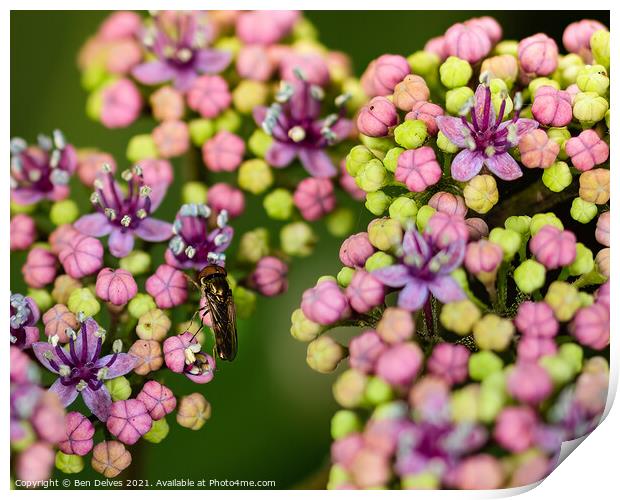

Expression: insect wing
xmin=204 ymin=276 xmax=238 ymax=361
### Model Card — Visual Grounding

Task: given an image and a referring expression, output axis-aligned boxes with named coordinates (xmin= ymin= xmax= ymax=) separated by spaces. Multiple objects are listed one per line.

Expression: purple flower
xmin=74 ymin=164 xmax=172 ymax=258
xmin=10 ymin=293 xmax=40 ymax=349
xmin=132 ymin=11 xmax=231 ymax=92
xmin=254 ymin=72 xmax=352 ymax=178
xmin=436 ymin=82 xmax=538 ymax=181
xmin=32 ymin=316 xmax=136 ymax=421
xmin=165 ymin=203 xmax=233 ymax=270
xmin=10 ymin=131 xmax=76 ymax=205
xmin=372 ymin=228 xmax=465 ymax=311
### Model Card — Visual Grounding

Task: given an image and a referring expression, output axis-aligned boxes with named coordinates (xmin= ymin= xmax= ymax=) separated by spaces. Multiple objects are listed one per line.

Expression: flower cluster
xmin=292 ymin=15 xmax=610 ymax=490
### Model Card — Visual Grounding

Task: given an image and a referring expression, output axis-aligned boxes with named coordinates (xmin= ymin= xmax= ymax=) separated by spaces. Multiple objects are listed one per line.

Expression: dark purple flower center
xmin=10 ymin=293 xmax=35 ymax=347
xmin=401 ymin=233 xmax=462 ymax=282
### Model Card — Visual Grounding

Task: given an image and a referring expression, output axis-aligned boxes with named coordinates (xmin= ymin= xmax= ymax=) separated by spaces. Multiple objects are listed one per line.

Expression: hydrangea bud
xmin=465 ymin=218 xmax=489 ymax=241
xmin=10 ymin=214 xmax=36 ymax=251
xmin=513 ymin=259 xmax=546 ymax=294
xmin=507 ymin=362 xmax=553 ymax=404
xmin=518 ymin=33 xmax=558 ymax=75
xmin=427 ymin=343 xmax=470 ymax=385
xmin=99 ymin=78 xmax=142 ymax=128
xmin=514 ymin=301 xmax=558 ymax=338
xmin=119 ymin=250 xmax=151 ymax=276
xmin=236 ymin=45 xmax=273 ymax=81
xmin=395 ymin=146 xmax=441 ymax=193
xmin=127 ymin=293 xmax=156 ymax=319
xmin=187 ymin=75 xmax=231 ymax=118
xmin=480 ymin=54 xmax=518 ymax=87
xmin=444 ymin=22 xmax=492 ymax=63
xmin=388 ymin=197 xmax=418 ymax=226
xmin=290 ymin=308 xmax=323 ymax=342
xmin=50 ymin=200 xmax=80 ymax=226
xmin=126 ymin=134 xmax=158 ymax=163
xmin=445 ymin=86 xmax=474 ymax=115
xmin=463 ymin=175 xmax=498 ymax=214
xmin=394 ymin=119 xmax=427 ymax=150
xmin=579 ymin=168 xmax=610 ymax=204
xmin=145 ymin=265 xmax=188 ymax=309
xmin=301 ymin=280 xmax=348 ymax=325
xmin=238 ymin=159 xmax=273 ymax=194
xmin=232 ymin=80 xmax=269 ymax=113
xmin=518 ymin=130 xmax=559 ymax=169
xmin=440 ymin=300 xmax=480 ymax=336
xmin=103 ymin=376 xmax=131 ymax=402
xmin=357 ymin=97 xmax=398 ymax=137
xmin=590 ymin=29 xmax=610 ymax=68
xmin=464 ymin=240 xmax=503 ymax=278
xmin=91 ymin=441 xmax=131 ymax=478
xmin=293 ymin=178 xmax=336 ymax=221
xmin=439 ymin=56 xmax=473 ymax=88
xmin=493 ymin=407 xmax=537 ymax=453
xmin=129 ymin=339 xmax=163 ymax=375
xmin=55 ymin=451 xmax=84 ymax=474
xmin=426 ymin=212 xmax=468 ymax=248
xmin=393 ymin=75 xmax=430 ymax=112
xmin=365 ymin=191 xmax=391 ymax=216
xmin=280 ymin=221 xmax=316 ymax=257
xmin=375 ymin=342 xmax=423 ymax=386
xmin=22 ymin=247 xmax=57 ymax=288
xmin=568 ymin=243 xmax=594 ymax=276
xmin=150 ymin=86 xmax=184 ymax=122
xmin=59 ymin=233 xmax=104 ymax=279
xmin=595 ymin=211 xmax=610 ymax=247
xmin=572 ymin=91 xmax=609 ymax=125
xmin=488 ymin=228 xmax=521 ymax=260
xmin=576 ymin=64 xmax=609 ymax=95
xmin=136 ymin=380 xmax=177 ymax=420
xmin=263 ymin=188 xmax=294 ymax=220
xmin=252 ymin=256 xmax=288 ymax=297
xmin=136 ymin=309 xmax=171 ymax=342
xmin=58 ymin=412 xmax=95 ymax=457
xmin=570 ymin=303 xmax=609 ymax=349
xmin=468 ymin=350 xmax=503 ymax=381
xmin=142 ymin=417 xmax=170 ymax=444
xmin=188 ymin=118 xmax=215 ymax=145
xmin=355 ymin=159 xmax=388 ymax=192
xmin=345 ymin=145 xmax=374 ymax=177
xmin=306 ymin=335 xmax=346 ymax=373
xmin=542 ymin=161 xmax=572 ymax=192
xmin=595 ymin=248 xmax=610 ymax=279
xmin=371 ymin=54 xmax=410 ymax=95
xmin=532 ymin=86 xmax=572 ymax=127
xmin=345 ymin=270 xmax=385 ymax=313
xmin=545 ymin=281 xmax=581 ymax=321
xmin=530 ymin=212 xmax=564 ymax=235
xmin=367 ymin=217 xmax=403 ymax=252
xmin=95 ymin=268 xmax=138 ymax=306
xmin=202 ymin=131 xmax=245 ymax=172
xmin=176 ymin=393 xmax=211 ymax=430
xmin=565 ymin=129 xmax=609 ymax=172
xmin=473 ymin=314 xmax=514 ymax=351
xmin=563 ymin=19 xmax=607 ymax=62
xmin=67 ymin=287 xmax=100 ymax=317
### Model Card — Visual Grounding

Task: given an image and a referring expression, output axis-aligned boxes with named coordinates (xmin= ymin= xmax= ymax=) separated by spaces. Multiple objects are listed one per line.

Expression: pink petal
xmin=435 ymin=116 xmax=470 ymax=148
xmin=484 ymin=153 xmax=522 ymax=181
xmin=265 ymin=141 xmax=298 ymax=168
xmin=398 ymin=280 xmax=429 ymax=311
xmin=132 ymin=60 xmax=175 ymax=85
xmin=108 ymin=229 xmax=135 ymax=258
xmin=49 ymin=378 xmax=79 ymax=407
xmin=373 ymin=264 xmax=411 ymax=288
xmin=451 ymin=149 xmax=484 ymax=181
xmin=253 ymin=106 xmax=268 ymax=127
xmin=194 ymin=48 xmax=232 ymax=74
xmin=32 ymin=342 xmax=62 ymax=373
xmin=298 ymin=148 xmax=338 ymax=178
xmin=134 ymin=218 xmax=173 ymax=242
xmin=82 ymin=386 xmax=112 ymax=422
xmin=428 ymin=275 xmax=466 ymax=303
xmin=403 ymin=230 xmax=431 ymax=260
xmin=73 ymin=213 xmax=112 ymax=237
xmin=97 ymin=353 xmax=136 ymax=379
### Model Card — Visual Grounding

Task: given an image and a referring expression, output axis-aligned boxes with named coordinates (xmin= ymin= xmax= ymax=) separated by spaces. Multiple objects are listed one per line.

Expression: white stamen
xmin=112 ymin=339 xmax=123 ymax=354
xmin=136 ymin=209 xmax=148 ymax=219
xmin=121 ymin=169 xmax=133 ymax=181
xmin=120 ymin=215 xmax=132 ymax=227
xmin=50 ymin=335 xmax=60 ymax=347
xmin=96 ymin=367 xmax=109 ymax=380
xmin=76 ymin=380 xmax=88 ymax=392
xmin=185 ymin=246 xmax=196 ymax=258
xmin=59 ymin=365 xmax=71 ymax=377
xmin=288 ymin=126 xmax=306 ymax=143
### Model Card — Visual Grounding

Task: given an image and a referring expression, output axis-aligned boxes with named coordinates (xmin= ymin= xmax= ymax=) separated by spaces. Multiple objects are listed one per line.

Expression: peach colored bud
xmin=152 ymin=120 xmax=190 ymax=159
xmin=393 ymin=75 xmax=430 ymax=112
xmin=177 ymin=393 xmax=211 ymax=430
xmin=91 ymin=441 xmax=132 ymax=478
xmin=129 ymin=339 xmax=162 ymax=375
xmin=429 ymin=191 xmax=467 ymax=218
xmin=376 ymin=307 xmax=415 ymax=344
xmin=52 ymin=274 xmax=82 ymax=304
xmin=579 ymin=168 xmax=609 ymax=204
xmin=42 ymin=304 xmax=78 ymax=343
xmin=518 ymin=129 xmax=559 ymax=168
xmin=452 ymin=454 xmax=504 ymax=489
xmin=480 ymin=55 xmax=518 ymax=84
xmin=150 ymin=86 xmax=184 ymax=122
xmin=405 ymin=101 xmax=444 ymax=136
xmin=136 ymin=309 xmax=171 ymax=342
xmin=595 ymin=212 xmax=610 ymax=247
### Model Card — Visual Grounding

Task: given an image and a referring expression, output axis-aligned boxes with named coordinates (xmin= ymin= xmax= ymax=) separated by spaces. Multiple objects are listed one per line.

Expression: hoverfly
xmin=195 ymin=264 xmax=238 ymax=362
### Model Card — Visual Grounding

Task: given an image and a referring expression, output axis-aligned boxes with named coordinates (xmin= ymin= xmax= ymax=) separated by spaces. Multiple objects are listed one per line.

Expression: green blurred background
xmin=11 ymin=10 xmax=609 ymax=489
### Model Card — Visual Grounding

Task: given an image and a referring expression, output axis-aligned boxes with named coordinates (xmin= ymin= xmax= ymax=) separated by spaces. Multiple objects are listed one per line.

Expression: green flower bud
xmin=233 ymin=286 xmax=256 ymax=319
xmin=450 ymin=385 xmax=480 ymax=423
xmin=513 ymin=259 xmax=546 ymax=294
xmin=126 ymin=134 xmax=158 ymax=163
xmin=345 ymin=145 xmax=374 ymax=176
xmin=576 ymin=65 xmax=609 ymax=96
xmin=540 ymin=354 xmax=573 ymax=385
xmin=542 ymin=161 xmax=573 ymax=192
xmin=568 ymin=243 xmax=594 ymax=276
xmin=530 ymin=212 xmax=563 ymax=235
xmin=463 ymin=174 xmax=498 ymax=214
xmin=383 ymin=147 xmax=404 ymax=173
xmin=469 ymin=351 xmax=504 ymax=381
xmin=547 ymin=127 xmax=572 ymax=159
xmin=68 ymin=288 xmax=100 ymax=317
xmin=342 ymin=78 xmax=369 ymax=113
xmin=104 ymin=376 xmax=132 ymax=401
xmin=368 ymin=217 xmax=403 ymax=251
xmin=579 ymin=292 xmax=594 ymax=307
xmin=445 ymin=86 xmax=474 ymax=115
xmin=213 ymin=36 xmax=241 ymax=55
xmin=478 ymin=372 xmax=507 ymax=423
xmin=394 ymin=119 xmax=427 ymax=149
xmin=327 ymin=465 xmax=351 ymax=490
xmin=333 ymin=369 xmax=368 ymax=408
xmin=326 ymin=207 xmax=355 ymax=237
xmin=365 ymin=376 xmax=394 ymax=405
xmin=233 ymin=80 xmax=269 ymax=113
xmin=11 ymin=201 xmax=36 ymax=214
xmin=85 ymin=88 xmax=104 ymax=121
xmin=237 ymin=228 xmax=270 ymax=264
xmin=490 ymin=78 xmax=513 ymax=116
xmin=290 ymin=308 xmax=323 ymax=342
xmin=440 ymin=300 xmax=481 ymax=336
xmin=504 ymin=215 xmax=531 ymax=236
xmin=407 ymin=50 xmax=440 ymax=77
xmin=573 ymin=91 xmax=609 ymax=126
xmin=401 ymin=472 xmax=441 ymax=490
xmin=389 ymin=196 xmax=418 ymax=226
xmin=11 ymin=422 xmax=35 ymax=452
xmin=281 ymin=222 xmax=316 ymax=257
xmin=528 ymin=77 xmax=560 ymax=96
xmin=27 ymin=288 xmax=53 ymax=312
xmin=81 ymin=63 xmax=108 ymax=91
xmin=355 ymin=159 xmax=388 ymax=192
xmin=188 ymin=118 xmax=215 ymax=146
xmin=331 ymin=410 xmax=362 ymax=440
xmin=473 ymin=314 xmax=514 ymax=352
xmin=494 ymin=40 xmax=518 ymax=56
xmin=591 ymin=30 xmax=610 ymax=69
xmin=214 ymin=109 xmax=241 ymax=133
xmin=248 ymin=129 xmax=272 ymax=158
xmin=605 ymin=109 xmax=610 ymax=128
xmin=365 ymin=191 xmax=391 ymax=216
xmin=307 ymin=335 xmax=346 ymax=374
xmin=119 ymin=250 xmax=151 ymax=276
xmin=559 ymin=342 xmax=583 ymax=373
xmin=545 ymin=281 xmax=581 ymax=321
xmin=556 ymin=53 xmax=585 ymax=87
xmin=415 ymin=205 xmax=436 ymax=232
xmin=489 ymin=227 xmax=521 ymax=260
xmin=143 ymin=418 xmax=170 ymax=444
xmin=570 ymin=196 xmax=598 ymax=224
xmin=238 ymin=159 xmax=273 ymax=194
xmin=55 ymin=451 xmax=84 ymax=474
xmin=262 ymin=189 xmax=294 ymax=220
xmin=360 ymin=135 xmax=396 ymax=160
xmin=50 ymin=200 xmax=80 ymax=226
xmin=337 ymin=267 xmax=355 ymax=287
xmin=436 ymin=131 xmax=460 ymax=153
xmin=128 ymin=293 xmax=156 ymax=319
xmin=180 ymin=181 xmax=208 ymax=204
xmin=365 ymin=251 xmax=395 ymax=272
xmin=440 ymin=56 xmax=473 ymax=89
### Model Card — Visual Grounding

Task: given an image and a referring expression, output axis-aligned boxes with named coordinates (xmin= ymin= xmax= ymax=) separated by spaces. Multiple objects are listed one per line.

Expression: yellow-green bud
xmin=450 ymin=385 xmax=480 ymax=423
xmin=394 ymin=119 xmax=427 ymax=149
xmin=573 ymin=91 xmax=609 ymax=126
xmin=383 ymin=147 xmax=404 ymax=173
xmin=446 ymin=87 xmax=474 ymax=115
xmin=478 ymin=372 xmax=507 ymax=423
xmin=440 ymin=300 xmax=481 ymax=336
xmin=576 ymin=65 xmax=609 ymax=95
xmin=360 ymin=135 xmax=396 ymax=160
xmin=233 ymin=286 xmax=256 ymax=319
xmin=556 ymin=53 xmax=585 ymax=87
xmin=368 ymin=217 xmax=403 ymax=251
xmin=188 ymin=118 xmax=215 ymax=146
xmin=591 ymin=30 xmax=610 ymax=69
xmin=232 ymin=80 xmax=269 ymax=113
xmin=473 ymin=314 xmax=514 ymax=351
xmin=407 ymin=50 xmax=440 ymax=77
xmin=437 ymin=131 xmax=460 ymax=153
xmin=490 ymin=78 xmax=513 ymax=116
xmin=345 ymin=145 xmax=374 ymax=176
xmin=333 ymin=369 xmax=368 ymax=408
xmin=119 ymin=250 xmax=151 ymax=275
xmin=488 ymin=227 xmax=521 ymax=260
xmin=364 ymin=191 xmax=390 ymax=216
xmin=416 ymin=204 xmax=436 ymax=232
xmin=248 ymin=129 xmax=272 ymax=158
xmin=469 ymin=350 xmax=504 ymax=381
xmin=568 ymin=243 xmax=594 ymax=276
xmin=514 ymin=259 xmax=546 ymax=294
xmin=136 ymin=308 xmax=171 ymax=341
xmin=504 ymin=215 xmax=531 ymax=235
xmin=27 ymin=288 xmax=53 ymax=312
xmin=389 ymin=196 xmax=418 ymax=226
xmin=291 ymin=308 xmax=323 ymax=342
xmin=337 ymin=267 xmax=355 ymax=287
xmin=237 ymin=228 xmax=270 ymax=264
xmin=281 ymin=222 xmax=316 ymax=257
xmin=126 ymin=134 xmax=158 ymax=163
xmin=528 ymin=77 xmax=560 ymax=96
xmin=67 ymin=288 xmax=100 ymax=317
xmin=331 ymin=410 xmax=362 ymax=439
xmin=355 ymin=159 xmax=388 ymax=192
xmin=50 ymin=200 xmax=79 ymax=226
xmin=326 ymin=208 xmax=355 ymax=237
xmin=464 ymin=174 xmax=499 ymax=214
xmin=213 ymin=36 xmax=241 ymax=55
xmin=365 ymin=376 xmax=394 ymax=405
xmin=539 ymin=355 xmax=574 ymax=385
xmin=440 ymin=56 xmax=473 ymax=89
xmin=547 ymin=127 xmax=572 ymax=160
xmin=127 ymin=293 xmax=156 ymax=319
xmin=307 ymin=335 xmax=346 ymax=373
xmin=214 ymin=109 xmax=241 ymax=133
xmin=86 ymin=87 xmax=104 ymax=121
xmin=143 ymin=418 xmax=170 ymax=443
xmin=327 ymin=465 xmax=351 ymax=490
xmin=559 ymin=343 xmax=584 ymax=372
xmin=104 ymin=376 xmax=132 ymax=401
xmin=545 ymin=281 xmax=581 ymax=321
xmin=494 ymin=40 xmax=518 ymax=56
xmin=530 ymin=212 xmax=563 ymax=235
xmin=542 ymin=161 xmax=573 ymax=192
xmin=238 ymin=159 xmax=273 ymax=194
xmin=570 ymin=197 xmax=598 ymax=224
xmin=55 ymin=451 xmax=84 ymax=474
xmin=263 ymin=189 xmax=293 ymax=220
xmin=182 ymin=181 xmax=208 ymax=204
xmin=365 ymin=251 xmax=395 ymax=272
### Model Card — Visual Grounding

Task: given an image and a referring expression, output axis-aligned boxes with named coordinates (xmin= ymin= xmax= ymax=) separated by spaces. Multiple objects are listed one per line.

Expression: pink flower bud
xmin=375 ymin=342 xmax=423 ymax=386
xmin=23 ymin=247 xmax=57 ymax=288
xmin=145 ymin=264 xmax=188 ymax=309
xmin=252 ymin=256 xmax=288 ymax=297
xmin=595 ymin=281 xmax=610 ymax=307
xmin=43 ymin=304 xmax=78 ymax=343
xmin=187 ymin=75 xmax=232 ymax=119
xmin=100 ymin=78 xmax=142 ymax=128
xmin=494 ymin=406 xmax=537 ymax=452
xmin=76 ymin=151 xmax=116 ymax=187
xmin=507 ymin=362 xmax=553 ymax=404
xmin=575 ymin=371 xmax=608 ymax=415
xmin=452 ymin=454 xmax=504 ymax=490
xmin=301 ymin=280 xmax=349 ymax=325
xmin=518 ymin=129 xmax=560 ymax=168
xmin=280 ymin=53 xmax=330 ymax=87
xmin=371 ymin=54 xmax=410 ymax=96
xmin=466 ymin=16 xmax=502 ymax=44
xmin=464 ymin=240 xmax=503 ymax=274
xmin=393 ymin=74 xmax=430 ymax=112
xmin=98 ymin=11 xmax=141 ymax=41
xmin=91 ymin=441 xmax=132 ymax=478
xmin=152 ymin=120 xmax=190 ymax=158
xmin=49 ymin=224 xmax=79 ymax=255
xmin=563 ymin=19 xmax=607 ymax=63
xmin=405 ymin=101 xmax=444 ymax=136
xmin=31 ymin=391 xmax=65 ymax=443
xmin=444 ymin=22 xmax=492 ymax=64
xmin=464 ymin=217 xmax=489 ymax=241
xmin=570 ymin=303 xmax=609 ymax=349
xmin=235 ymin=10 xmax=298 ymax=45
xmin=293 ymin=178 xmax=336 ymax=221
xmin=428 ymin=191 xmax=467 ymax=218
xmin=517 ymin=336 xmax=557 ymax=362
xmin=595 ymin=211 xmax=610 ymax=247
xmin=331 ymin=433 xmax=364 ymax=469
xmin=515 ymin=301 xmax=559 ymax=338
xmin=207 ymin=182 xmax=245 ymax=218
xmin=16 ymin=442 xmax=55 ymax=483
xmin=426 ymin=212 xmax=468 ymax=248
xmin=129 ymin=339 xmax=162 ymax=375
xmin=136 ymin=380 xmax=177 ymax=420
xmin=529 ymin=225 xmax=577 ymax=269
xmin=350 ymin=446 xmax=391 ymax=488
xmin=565 ymin=129 xmax=609 ymax=172
xmin=150 ymin=86 xmax=184 ymax=122
xmin=236 ymin=45 xmax=274 ymax=81
xmin=364 ymin=419 xmax=401 ymax=456
xmin=163 ymin=334 xmax=193 ymax=373
xmin=345 ymin=270 xmax=385 ymax=313
xmin=532 ymin=86 xmax=573 ymax=127
xmin=348 ymin=330 xmax=386 ymax=373
xmin=357 ymin=97 xmax=398 ymax=137
xmin=376 ymin=307 xmax=415 ymax=344
xmin=424 ymin=36 xmax=447 ymax=60
xmin=339 ymin=232 xmax=374 ymax=268
xmin=59 ymin=233 xmax=104 ymax=279
xmin=395 ymin=146 xmax=442 ymax=193
xmin=518 ymin=33 xmax=558 ymax=76
xmin=58 ymin=411 xmax=95 ymax=456
xmin=11 ymin=214 xmax=36 ymax=251
xmin=106 ymin=399 xmax=152 ymax=445
xmin=105 ymin=39 xmax=142 ymax=75
xmin=96 ymin=268 xmax=138 ymax=306
xmin=202 ymin=131 xmax=245 ymax=172
xmin=427 ymin=343 xmax=470 ymax=385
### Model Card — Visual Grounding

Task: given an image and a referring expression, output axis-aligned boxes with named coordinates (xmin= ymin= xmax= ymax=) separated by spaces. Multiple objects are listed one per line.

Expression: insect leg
xmin=188 ymin=304 xmax=209 ymax=342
